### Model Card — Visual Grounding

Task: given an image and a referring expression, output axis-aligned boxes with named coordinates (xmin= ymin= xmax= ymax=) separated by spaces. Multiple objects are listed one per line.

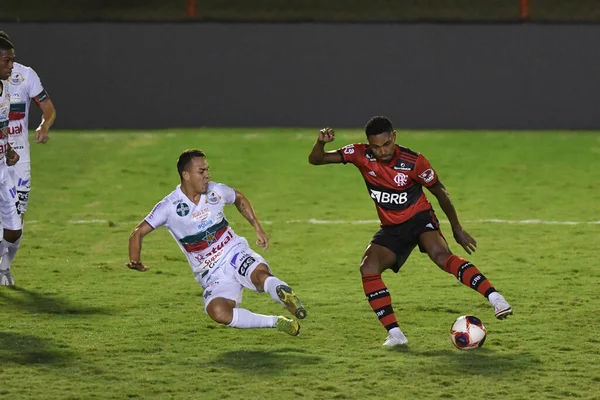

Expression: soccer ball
xmin=449 ymin=315 xmax=487 ymax=350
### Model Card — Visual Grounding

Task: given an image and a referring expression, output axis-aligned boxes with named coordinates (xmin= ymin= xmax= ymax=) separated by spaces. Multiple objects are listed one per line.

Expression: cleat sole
xmin=495 ymin=308 xmax=513 ymax=320
xmin=276 ymin=285 xmax=307 ymax=320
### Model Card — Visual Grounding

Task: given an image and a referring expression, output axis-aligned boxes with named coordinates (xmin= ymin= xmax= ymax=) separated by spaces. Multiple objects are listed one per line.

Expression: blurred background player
xmin=128 ymin=149 xmax=306 ymax=335
xmin=0 ymin=32 xmax=56 ymax=282
xmin=0 ymin=37 xmax=23 ymax=286
xmin=308 ymin=116 xmax=512 ymax=347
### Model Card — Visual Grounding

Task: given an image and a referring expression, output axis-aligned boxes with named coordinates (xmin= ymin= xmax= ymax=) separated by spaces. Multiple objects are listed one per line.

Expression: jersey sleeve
xmin=337 ymin=143 xmax=365 ymax=166
xmin=26 ymin=68 xmax=49 ymax=104
xmin=144 ymin=199 xmax=169 ymax=228
xmin=214 ymin=183 xmax=237 ymax=204
xmin=414 ymin=154 xmax=439 ymax=187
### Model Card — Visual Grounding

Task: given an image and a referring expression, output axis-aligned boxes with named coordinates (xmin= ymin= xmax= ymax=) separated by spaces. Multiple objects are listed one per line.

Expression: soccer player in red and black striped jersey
xmin=308 ymin=116 xmax=512 ymax=347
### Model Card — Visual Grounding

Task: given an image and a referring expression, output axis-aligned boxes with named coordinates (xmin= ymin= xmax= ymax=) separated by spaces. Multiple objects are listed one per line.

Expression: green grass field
xmin=1 ymin=129 xmax=599 ymax=399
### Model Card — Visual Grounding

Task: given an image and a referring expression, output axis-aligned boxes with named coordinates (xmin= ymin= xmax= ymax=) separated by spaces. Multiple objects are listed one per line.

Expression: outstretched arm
xmin=308 ymin=127 xmax=344 ymax=165
xmin=234 ymin=189 xmax=269 ymax=250
xmin=5 ymin=142 xmax=19 ymax=166
xmin=127 ymin=220 xmax=155 ymax=271
xmin=35 ymin=98 xmax=56 ymax=144
xmin=426 ymin=181 xmax=477 ymax=254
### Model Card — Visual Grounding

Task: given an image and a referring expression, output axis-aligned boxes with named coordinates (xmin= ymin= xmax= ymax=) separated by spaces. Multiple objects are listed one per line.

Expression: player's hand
xmin=126 ymin=261 xmax=150 ymax=272
xmin=35 ymin=127 xmax=49 ymax=144
xmin=453 ymin=228 xmax=477 ymax=255
xmin=6 ymin=149 xmax=19 ymax=166
xmin=256 ymin=228 xmax=269 ymax=250
xmin=318 ymin=127 xmax=335 ymax=143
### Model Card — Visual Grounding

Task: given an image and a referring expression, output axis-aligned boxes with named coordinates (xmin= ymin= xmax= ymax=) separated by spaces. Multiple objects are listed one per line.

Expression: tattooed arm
xmin=234 ymin=189 xmax=269 ymax=250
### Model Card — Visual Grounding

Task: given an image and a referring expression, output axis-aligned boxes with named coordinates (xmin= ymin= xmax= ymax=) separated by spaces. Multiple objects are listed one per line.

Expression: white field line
xmin=469 ymin=219 xmax=600 ymax=225
xmin=68 ymin=219 xmax=111 ymax=224
xmin=286 ymin=219 xmax=379 ymax=225
xmin=58 ymin=218 xmax=600 ymax=226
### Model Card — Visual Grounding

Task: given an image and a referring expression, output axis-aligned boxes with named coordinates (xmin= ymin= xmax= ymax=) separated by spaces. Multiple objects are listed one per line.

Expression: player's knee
xmin=206 ymin=301 xmax=234 ymax=325
xmin=250 ymin=264 xmax=270 ymax=292
xmin=429 ymin=248 xmax=452 ymax=269
xmin=359 ymin=259 xmax=379 ymax=276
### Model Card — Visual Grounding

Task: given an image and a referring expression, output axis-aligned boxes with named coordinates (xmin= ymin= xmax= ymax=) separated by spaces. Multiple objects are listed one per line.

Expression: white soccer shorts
xmin=196 ymin=238 xmax=270 ymax=312
xmin=8 ymin=162 xmax=31 ymax=215
xmin=0 ymin=167 xmax=22 ymax=230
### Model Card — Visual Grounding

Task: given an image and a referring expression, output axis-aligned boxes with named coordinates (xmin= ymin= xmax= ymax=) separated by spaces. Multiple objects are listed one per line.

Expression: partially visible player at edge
xmin=127 ymin=149 xmax=306 ymax=336
xmin=308 ymin=116 xmax=512 ymax=347
xmin=0 ymin=32 xmax=56 ymax=284
xmin=0 ymin=37 xmax=23 ymax=286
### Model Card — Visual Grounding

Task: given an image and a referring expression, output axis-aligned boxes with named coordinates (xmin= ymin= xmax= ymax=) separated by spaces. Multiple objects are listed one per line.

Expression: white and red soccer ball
xmin=450 ymin=315 xmax=487 ymax=350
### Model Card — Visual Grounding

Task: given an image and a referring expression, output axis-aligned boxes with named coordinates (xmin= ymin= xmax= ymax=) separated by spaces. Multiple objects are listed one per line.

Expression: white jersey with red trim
xmin=7 ymin=63 xmax=46 ymax=164
xmin=144 ymin=182 xmax=245 ymax=278
xmin=0 ymin=80 xmax=10 ymax=164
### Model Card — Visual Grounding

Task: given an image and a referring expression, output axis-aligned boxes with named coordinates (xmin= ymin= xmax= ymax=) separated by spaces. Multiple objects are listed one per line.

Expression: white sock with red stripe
xmin=228 ymin=308 xmax=278 ymax=329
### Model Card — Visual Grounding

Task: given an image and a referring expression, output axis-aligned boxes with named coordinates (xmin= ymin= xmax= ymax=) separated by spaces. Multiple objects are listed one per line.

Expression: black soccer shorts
xmin=371 ymin=209 xmax=445 ymax=273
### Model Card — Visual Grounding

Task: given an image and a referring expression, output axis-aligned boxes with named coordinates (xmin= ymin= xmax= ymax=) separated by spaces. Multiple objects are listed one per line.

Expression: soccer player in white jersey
xmin=0 ymin=37 xmax=23 ymax=286
xmin=128 ymin=149 xmax=306 ymax=335
xmin=0 ymin=32 xmax=56 ymax=282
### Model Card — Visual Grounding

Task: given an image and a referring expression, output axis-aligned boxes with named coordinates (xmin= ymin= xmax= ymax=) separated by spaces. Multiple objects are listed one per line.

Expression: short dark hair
xmin=0 ymin=37 xmax=14 ymax=52
xmin=365 ymin=116 xmax=394 ymax=137
xmin=177 ymin=149 xmax=206 ymax=180
xmin=0 ymin=31 xmax=10 ymax=41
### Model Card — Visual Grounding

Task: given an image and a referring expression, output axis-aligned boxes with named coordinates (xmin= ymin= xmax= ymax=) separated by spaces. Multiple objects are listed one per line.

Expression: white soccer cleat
xmin=489 ymin=292 xmax=513 ymax=320
xmin=383 ymin=331 xmax=408 ymax=347
xmin=0 ymin=270 xmax=15 ymax=286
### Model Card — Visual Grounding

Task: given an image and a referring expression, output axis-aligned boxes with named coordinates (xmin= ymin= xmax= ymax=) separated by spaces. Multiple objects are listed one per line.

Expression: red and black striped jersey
xmin=337 ymin=143 xmax=438 ymax=226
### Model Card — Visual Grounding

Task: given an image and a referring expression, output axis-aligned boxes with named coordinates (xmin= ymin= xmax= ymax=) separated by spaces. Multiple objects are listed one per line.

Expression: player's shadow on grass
xmin=0 ymin=331 xmax=74 ymax=365
xmin=0 ymin=287 xmax=111 ymax=316
xmin=210 ymin=347 xmax=322 ymax=375
xmin=399 ymin=348 xmax=541 ymax=376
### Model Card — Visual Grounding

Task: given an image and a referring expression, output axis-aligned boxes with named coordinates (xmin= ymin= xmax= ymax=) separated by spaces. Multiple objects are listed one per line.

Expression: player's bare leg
xmin=206 ymin=297 xmax=237 ymax=325
xmin=419 ymin=230 xmax=513 ymax=320
xmin=206 ymin=297 xmax=299 ymax=336
xmin=251 ymin=264 xmax=306 ymax=320
xmin=360 ymin=243 xmax=408 ymax=346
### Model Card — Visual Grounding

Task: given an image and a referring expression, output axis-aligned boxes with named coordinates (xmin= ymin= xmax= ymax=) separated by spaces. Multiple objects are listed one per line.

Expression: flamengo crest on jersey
xmin=338 ymin=143 xmax=439 ymax=226
xmin=7 ymin=63 xmax=46 ymax=164
xmin=144 ymin=182 xmax=243 ymax=277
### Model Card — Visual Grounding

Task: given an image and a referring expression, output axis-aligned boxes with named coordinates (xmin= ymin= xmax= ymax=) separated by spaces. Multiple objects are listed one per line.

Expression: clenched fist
xmin=318 ymin=127 xmax=335 ymax=144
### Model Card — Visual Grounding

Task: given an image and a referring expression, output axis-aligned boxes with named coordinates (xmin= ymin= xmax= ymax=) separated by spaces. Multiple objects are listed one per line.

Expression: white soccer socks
xmin=227 ymin=308 xmax=278 ymax=329
xmin=263 ymin=276 xmax=287 ymax=305
xmin=0 ymin=237 xmax=20 ymax=272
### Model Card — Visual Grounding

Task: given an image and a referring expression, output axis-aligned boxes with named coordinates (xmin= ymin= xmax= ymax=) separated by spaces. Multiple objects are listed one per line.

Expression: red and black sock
xmin=362 ymin=274 xmax=399 ymax=331
xmin=444 ymin=254 xmax=496 ymax=298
